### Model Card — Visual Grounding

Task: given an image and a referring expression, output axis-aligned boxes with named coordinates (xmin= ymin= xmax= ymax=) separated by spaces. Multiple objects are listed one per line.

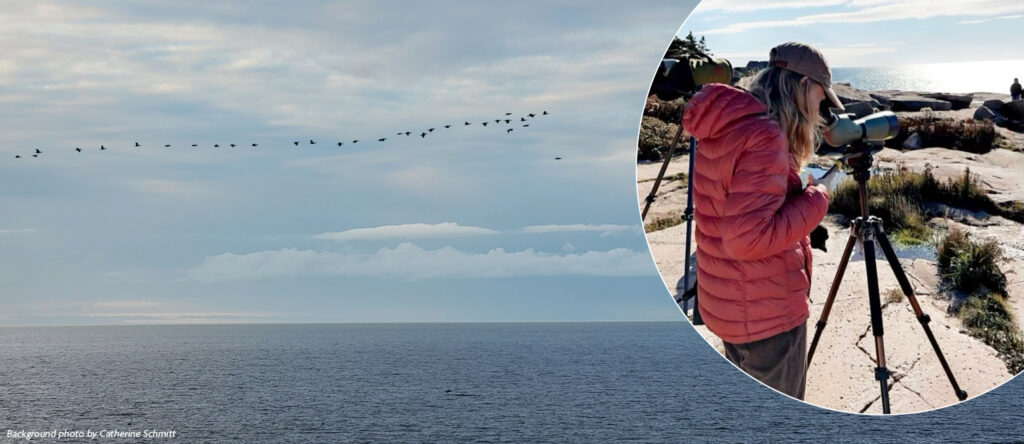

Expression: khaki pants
xmin=723 ymin=323 xmax=807 ymax=400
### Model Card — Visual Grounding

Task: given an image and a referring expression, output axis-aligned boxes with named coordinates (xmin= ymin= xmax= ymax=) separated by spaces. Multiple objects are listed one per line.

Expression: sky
xmin=679 ymin=0 xmax=1024 ymax=68
xmin=0 ymin=1 xmax=704 ymax=325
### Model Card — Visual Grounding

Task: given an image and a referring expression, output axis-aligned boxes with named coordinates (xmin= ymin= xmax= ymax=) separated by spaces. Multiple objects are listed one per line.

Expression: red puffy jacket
xmin=682 ymin=84 xmax=830 ymax=344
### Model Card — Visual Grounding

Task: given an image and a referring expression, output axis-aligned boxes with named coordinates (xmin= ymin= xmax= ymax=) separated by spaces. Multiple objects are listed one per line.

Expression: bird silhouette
xmin=505 ymin=112 xmax=512 ymax=116
xmin=191 ymin=144 xmax=198 ymax=147
xmin=397 ymin=132 xmax=403 ymax=135
xmin=293 ymin=141 xmax=300 ymax=146
xmin=522 ymin=124 xmax=529 ymax=127
xmin=405 ymin=131 xmax=411 ymax=136
xmin=528 ymin=113 xmax=535 ymax=118
xmin=100 ymin=145 xmax=106 ymax=150
xmin=135 ymin=142 xmax=140 ymax=147
xmin=337 ymin=142 xmax=343 ymax=147
xmin=421 ymin=132 xmax=426 ymax=138
xmin=14 ymin=155 xmax=19 ymax=159
xmin=542 ymin=111 xmax=548 ymax=115
xmin=520 ymin=117 xmax=526 ymax=122
xmin=428 ymin=128 xmax=435 ymax=132
xmin=504 ymin=119 xmax=510 ymax=124
xmin=230 ymin=144 xmax=236 ymax=148
xmin=252 ymin=143 xmax=258 ymax=147
xmin=507 ymin=128 xmax=513 ymax=133
xmin=32 ymin=154 xmax=38 ymax=158
xmin=494 ymin=119 xmax=500 ymax=124
xmin=555 ymin=156 xmax=562 ymax=160
xmin=352 ymin=140 xmax=358 ymax=143
xmin=309 ymin=139 xmax=316 ymax=145
xmin=164 ymin=144 xmax=171 ymax=147
xmin=464 ymin=122 xmax=470 ymax=125
xmin=444 ymin=125 xmax=451 ymax=129
xmin=214 ymin=144 xmax=220 ymax=147
xmin=35 ymin=149 xmax=41 ymax=154
xmin=75 ymin=147 xmax=82 ymax=152
xmin=482 ymin=122 xmax=488 ymax=126
xmin=378 ymin=138 xmax=386 ymax=142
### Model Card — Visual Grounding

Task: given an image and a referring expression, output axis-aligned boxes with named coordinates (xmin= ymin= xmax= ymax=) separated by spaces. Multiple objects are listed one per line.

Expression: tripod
xmin=805 ymin=143 xmax=968 ymax=414
xmin=641 ymin=127 xmax=701 ymax=324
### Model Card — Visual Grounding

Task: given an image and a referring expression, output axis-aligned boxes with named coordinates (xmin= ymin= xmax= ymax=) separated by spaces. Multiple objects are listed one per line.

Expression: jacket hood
xmin=682 ymin=83 xmax=767 ymax=140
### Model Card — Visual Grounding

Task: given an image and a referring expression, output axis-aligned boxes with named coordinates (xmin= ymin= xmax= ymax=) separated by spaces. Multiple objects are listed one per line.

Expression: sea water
xmin=833 ymin=59 xmax=1024 ymax=94
xmin=1 ymin=323 xmax=1022 ymax=442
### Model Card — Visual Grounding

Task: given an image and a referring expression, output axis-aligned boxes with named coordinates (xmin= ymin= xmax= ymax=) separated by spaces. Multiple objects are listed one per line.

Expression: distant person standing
xmin=1012 ymin=78 xmax=1022 ymax=101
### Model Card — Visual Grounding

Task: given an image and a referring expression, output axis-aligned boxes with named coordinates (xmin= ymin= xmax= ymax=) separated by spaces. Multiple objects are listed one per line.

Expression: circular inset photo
xmin=637 ymin=1 xmax=1024 ymax=414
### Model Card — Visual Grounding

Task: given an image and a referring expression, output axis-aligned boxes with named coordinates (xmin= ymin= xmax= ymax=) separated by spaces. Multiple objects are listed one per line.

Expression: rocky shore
xmin=638 ymin=83 xmax=1024 ymax=414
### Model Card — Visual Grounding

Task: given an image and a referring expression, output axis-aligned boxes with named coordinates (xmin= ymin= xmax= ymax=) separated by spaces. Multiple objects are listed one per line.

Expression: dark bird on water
xmin=293 ymin=141 xmax=300 ymax=146
xmin=378 ymin=138 xmax=386 ymax=142
xmin=310 ymin=139 xmax=316 ymax=145
xmin=444 ymin=125 xmax=451 ymax=129
xmin=507 ymin=128 xmax=513 ymax=133
xmin=75 ymin=147 xmax=82 ymax=152
xmin=421 ymin=132 xmax=426 ymax=138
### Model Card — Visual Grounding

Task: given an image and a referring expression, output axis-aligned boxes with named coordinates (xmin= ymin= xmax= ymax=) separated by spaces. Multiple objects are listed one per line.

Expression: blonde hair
xmin=747 ymin=67 xmax=823 ymax=169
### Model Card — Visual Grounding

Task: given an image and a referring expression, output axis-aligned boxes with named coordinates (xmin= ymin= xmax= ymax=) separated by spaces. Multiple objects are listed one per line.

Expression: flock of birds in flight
xmin=12 ymin=111 xmax=561 ymax=160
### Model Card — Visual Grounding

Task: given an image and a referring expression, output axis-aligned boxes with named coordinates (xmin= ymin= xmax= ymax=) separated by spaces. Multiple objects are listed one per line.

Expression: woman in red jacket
xmin=682 ymin=42 xmax=843 ymax=400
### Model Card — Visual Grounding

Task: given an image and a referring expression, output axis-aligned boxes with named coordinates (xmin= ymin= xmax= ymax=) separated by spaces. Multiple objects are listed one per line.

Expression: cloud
xmin=697 ymin=0 xmax=1024 ymax=35
xmin=696 ymin=0 xmax=855 ymax=12
xmin=313 ymin=222 xmax=498 ymax=241
xmin=520 ymin=223 xmax=638 ymax=237
xmin=90 ymin=300 xmax=164 ymax=309
xmin=0 ymin=228 xmax=37 ymax=235
xmin=186 ymin=242 xmax=654 ymax=281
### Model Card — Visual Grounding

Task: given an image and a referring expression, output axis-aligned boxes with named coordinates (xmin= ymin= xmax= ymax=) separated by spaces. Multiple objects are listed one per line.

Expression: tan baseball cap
xmin=769 ymin=42 xmax=844 ymax=110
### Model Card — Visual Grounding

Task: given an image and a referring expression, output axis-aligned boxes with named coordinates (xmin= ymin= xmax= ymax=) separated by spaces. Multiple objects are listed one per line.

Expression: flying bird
xmin=100 ymin=145 xmax=106 ymax=150
xmin=75 ymin=147 xmax=82 ymax=152
xmin=293 ymin=141 xmax=300 ymax=146
xmin=555 ymin=157 xmax=562 ymax=160
xmin=191 ymin=144 xmax=198 ymax=147
xmin=464 ymin=122 xmax=471 ymax=126
xmin=14 ymin=155 xmax=19 ymax=159
xmin=35 ymin=149 xmax=41 ymax=154
xmin=397 ymin=132 xmax=403 ymax=135
xmin=428 ymin=128 xmax=435 ymax=132
xmin=528 ymin=113 xmax=535 ymax=118
xmin=444 ymin=125 xmax=451 ymax=129
xmin=164 ymin=144 xmax=171 ymax=147
xmin=542 ymin=111 xmax=549 ymax=115
xmin=310 ymin=139 xmax=316 ymax=145
xmin=523 ymin=124 xmax=529 ymax=127
xmin=135 ymin=142 xmax=140 ymax=147
xmin=352 ymin=140 xmax=358 ymax=143
xmin=32 ymin=154 xmax=38 ymax=158
xmin=507 ymin=128 xmax=513 ymax=133
xmin=505 ymin=112 xmax=512 ymax=115
xmin=337 ymin=142 xmax=343 ymax=147
xmin=214 ymin=144 xmax=220 ymax=147
xmin=421 ymin=132 xmax=426 ymax=138
xmin=494 ymin=119 xmax=500 ymax=124
xmin=230 ymin=144 xmax=236 ymax=148
xmin=521 ymin=117 xmax=526 ymax=122
xmin=482 ymin=122 xmax=488 ymax=126
xmin=405 ymin=131 xmax=411 ymax=136
xmin=252 ymin=143 xmax=258 ymax=147
xmin=378 ymin=138 xmax=386 ymax=142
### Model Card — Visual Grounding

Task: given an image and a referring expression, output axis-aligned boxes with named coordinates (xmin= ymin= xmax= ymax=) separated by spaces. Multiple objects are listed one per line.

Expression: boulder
xmin=841 ymin=101 xmax=875 ymax=118
xmin=902 ymin=132 xmax=922 ymax=149
xmin=973 ymin=106 xmax=997 ymax=121
xmin=745 ymin=61 xmax=769 ymax=70
xmin=1003 ymin=100 xmax=1024 ymax=120
xmin=982 ymin=99 xmax=1005 ymax=113
xmin=922 ymin=93 xmax=972 ymax=110
xmin=886 ymin=95 xmax=953 ymax=111
xmin=832 ymin=83 xmax=880 ymax=107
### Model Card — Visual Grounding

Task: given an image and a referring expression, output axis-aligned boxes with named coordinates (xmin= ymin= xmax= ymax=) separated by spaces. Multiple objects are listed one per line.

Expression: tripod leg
xmin=807 ymin=219 xmax=860 ymax=366
xmin=873 ymin=220 xmax=969 ymax=401
xmin=861 ymin=230 xmax=891 ymax=414
xmin=641 ymin=126 xmax=684 ymax=220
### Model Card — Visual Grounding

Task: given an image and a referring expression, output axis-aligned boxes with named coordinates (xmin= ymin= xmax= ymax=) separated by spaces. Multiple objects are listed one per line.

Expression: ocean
xmin=1 ymin=322 xmax=1022 ymax=442
xmin=832 ymin=59 xmax=1024 ymax=94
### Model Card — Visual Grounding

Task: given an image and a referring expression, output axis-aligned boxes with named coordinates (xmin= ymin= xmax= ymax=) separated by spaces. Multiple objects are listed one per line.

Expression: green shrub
xmin=644 ymin=215 xmax=682 ymax=233
xmin=887 ymin=116 xmax=998 ymax=154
